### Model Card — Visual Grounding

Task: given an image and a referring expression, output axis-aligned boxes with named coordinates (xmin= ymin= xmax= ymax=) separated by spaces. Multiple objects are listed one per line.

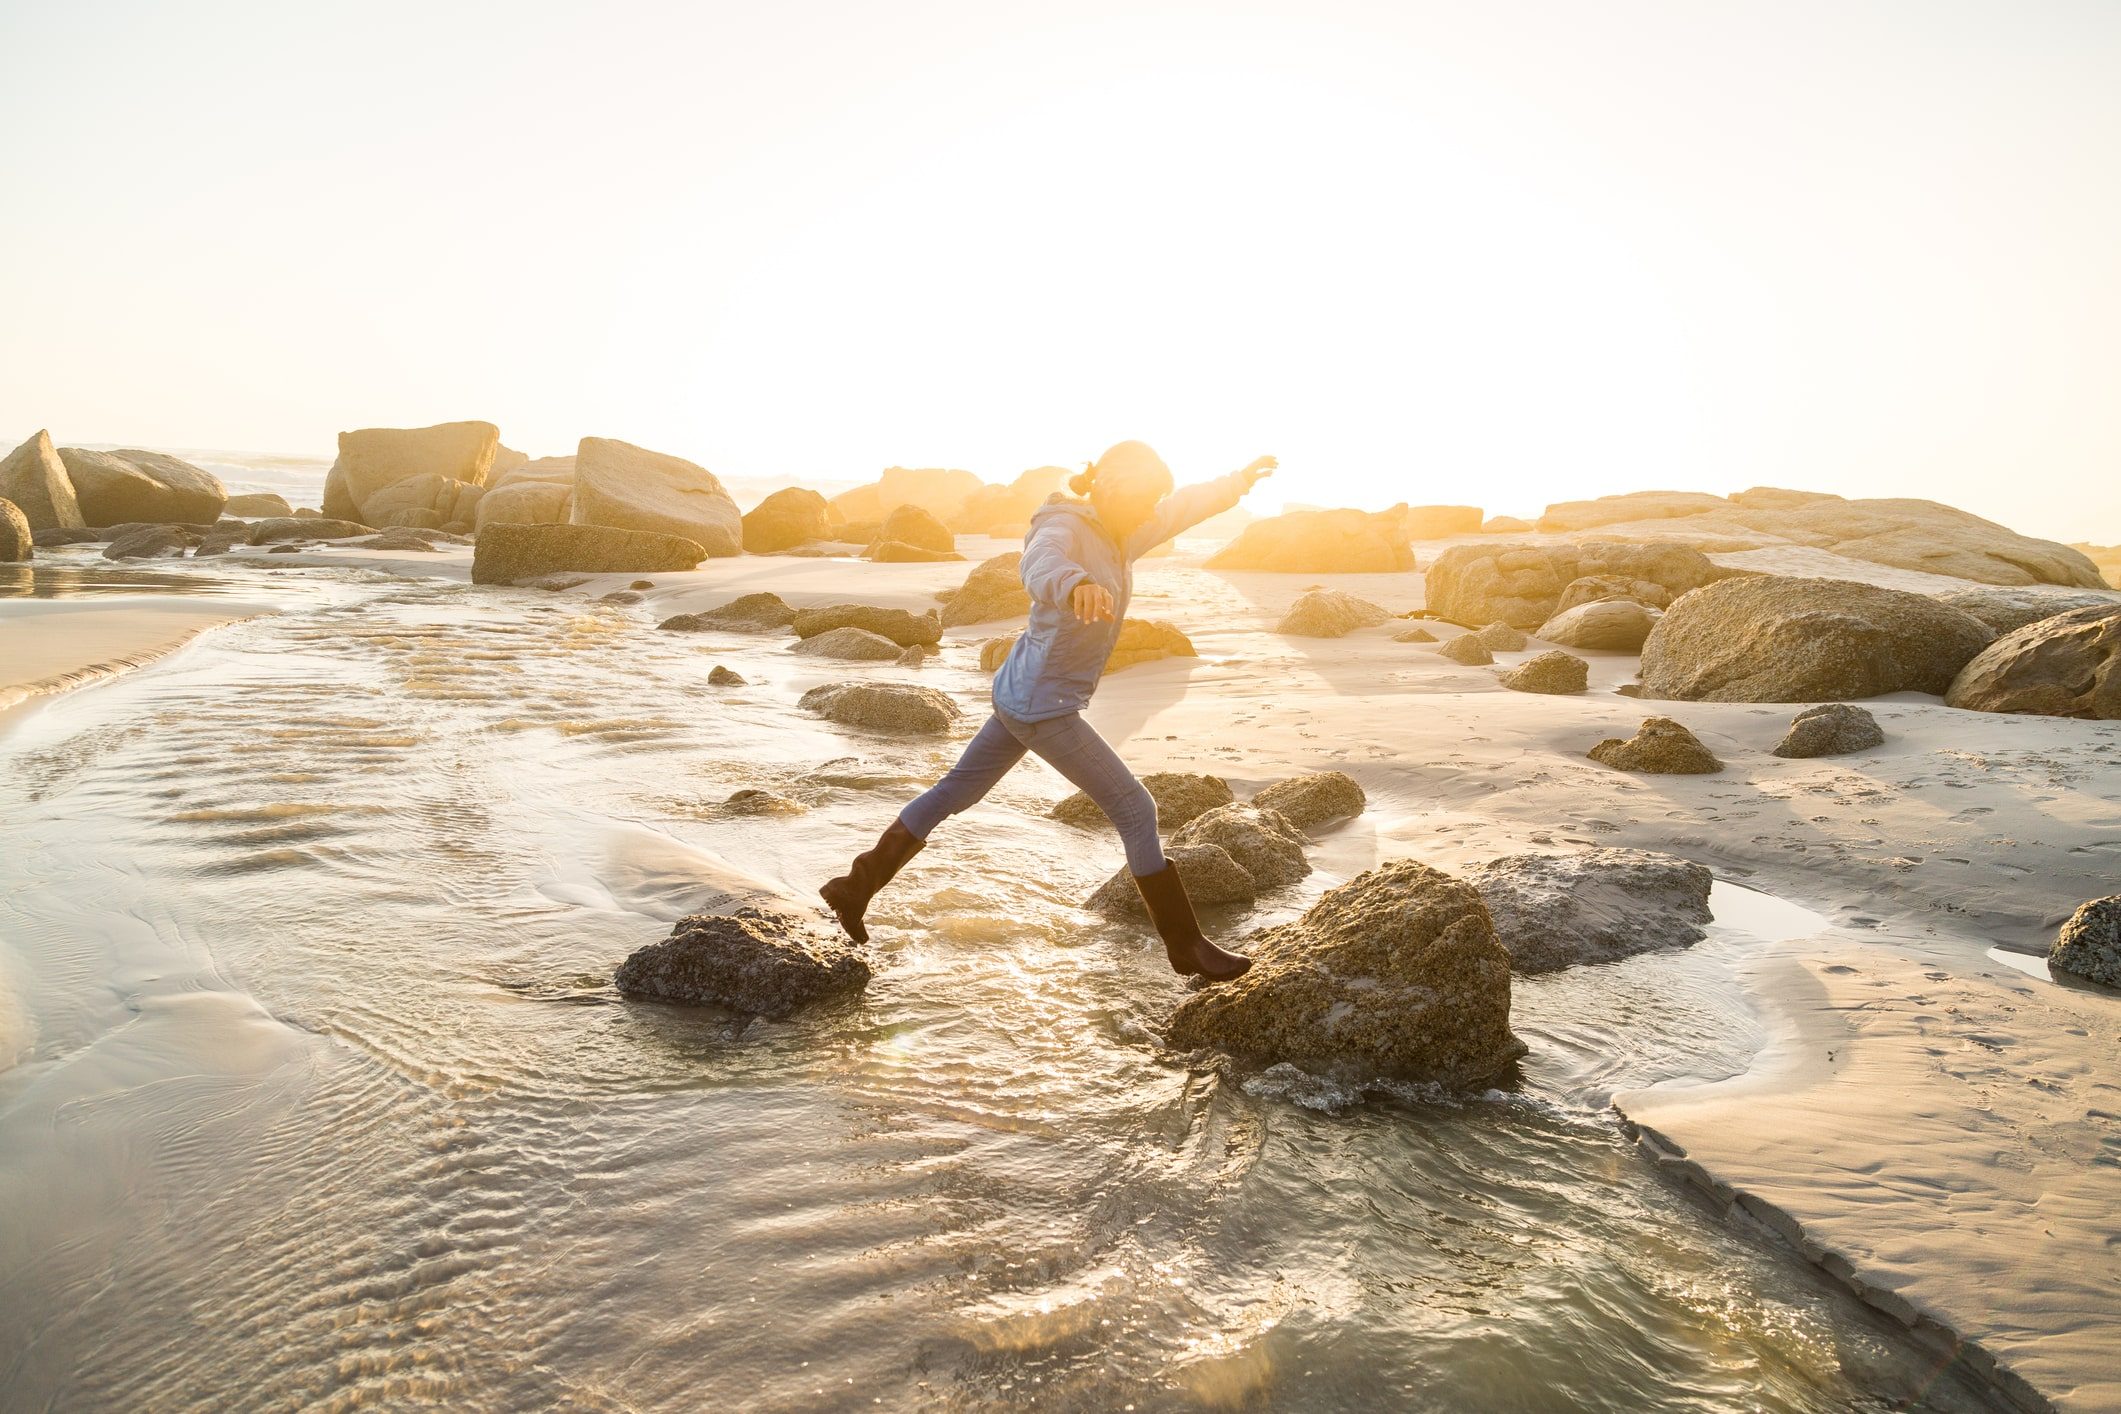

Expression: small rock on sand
xmin=613 ymin=906 xmax=867 ymax=1017
xmin=1163 ymin=859 xmax=1525 ymax=1089
xmin=1438 ymin=634 xmax=1494 ymax=666
xmin=1465 ymin=848 xmax=1714 ymax=973
xmin=1172 ymin=803 xmax=1310 ymax=890
xmin=1773 ymin=703 xmax=1885 ymax=758
xmin=2049 ymin=896 xmax=2121 ymax=988
xmin=1276 ymin=589 xmax=1392 ymax=638
xmin=1086 ymin=843 xmax=1255 ymax=917
xmin=790 ymin=626 xmax=905 ymax=661
xmin=661 ymin=591 xmax=799 ymax=633
xmin=1589 ymin=717 xmax=1724 ymax=773
xmin=938 ymin=551 xmax=1030 ymax=628
xmin=1391 ymin=624 xmax=1437 ymax=643
xmin=799 ymin=682 xmax=961 ymax=734
xmin=791 ymin=604 xmax=943 ymax=647
xmin=708 ymin=665 xmax=746 ymax=685
xmin=1475 ymin=622 xmax=1528 ymax=652
xmin=1054 ymin=772 xmax=1234 ymax=832
xmin=1251 ymin=770 xmax=1366 ymax=830
xmin=1499 ymin=650 xmax=1589 ymax=694
xmin=1537 ymin=599 xmax=1659 ymax=651
xmin=868 ymin=503 xmax=955 ymax=555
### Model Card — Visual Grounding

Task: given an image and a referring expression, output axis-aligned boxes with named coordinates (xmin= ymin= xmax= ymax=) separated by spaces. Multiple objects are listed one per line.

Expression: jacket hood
xmin=1029 ymin=495 xmax=1104 ymax=535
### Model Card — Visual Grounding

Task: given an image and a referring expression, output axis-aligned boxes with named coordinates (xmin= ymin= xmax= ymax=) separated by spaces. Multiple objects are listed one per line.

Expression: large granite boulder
xmin=358 ymin=471 xmax=484 ymax=528
xmin=798 ymin=682 xmax=961 ymax=734
xmin=1404 ymin=505 xmax=1483 ymax=539
xmin=1932 ymin=587 xmax=2121 ymax=635
xmin=1276 ymin=589 xmax=1392 ymax=638
xmin=1107 ymin=618 xmax=1196 ymax=671
xmin=1500 ymin=650 xmax=1589 ymax=694
xmin=1163 ymin=859 xmax=1525 ymax=1089
xmin=875 ymin=466 xmax=984 ymax=522
xmin=1425 ymin=541 xmax=1719 ymax=630
xmin=1204 ymin=506 xmax=1414 ymax=573
xmin=1054 ymin=771 xmax=1233 ymax=831
xmin=0 ymin=431 xmax=85 ymax=530
xmin=1588 ymin=717 xmax=1723 ymax=773
xmin=790 ymin=626 xmax=904 ymax=661
xmin=332 ymin=421 xmax=499 ymax=517
xmin=1773 ymin=703 xmax=1886 ymax=758
xmin=867 ymin=503 xmax=954 ymax=556
xmin=1943 ymin=604 xmax=2121 ymax=720
xmin=614 ymin=907 xmax=868 ymax=1017
xmin=59 ymin=448 xmax=226 ymax=525
xmin=2049 ymin=896 xmax=2121 ymax=989
xmin=224 ymin=492 xmax=292 ymax=517
xmin=1171 ymin=803 xmax=1309 ymax=890
xmin=1085 ymin=843 xmax=1255 ymax=918
xmin=1536 ymin=598 xmax=1659 ymax=651
xmin=660 ymin=591 xmax=799 ymax=633
xmin=742 ymin=487 xmax=833 ymax=553
xmin=791 ymin=604 xmax=942 ymax=647
xmin=949 ymin=466 xmax=1071 ymax=536
xmin=938 ymin=551 xmax=1030 ymax=627
xmin=476 ymin=478 xmax=572 ymax=529
xmin=571 ymin=437 xmax=741 ymax=556
xmin=1252 ymin=771 xmax=1366 ymax=830
xmin=471 ymin=522 xmax=705 ymax=584
xmin=1464 ymin=848 xmax=1714 ymax=974
xmin=1639 ymin=576 xmax=1995 ymax=702
xmin=0 ymin=497 xmax=30 ymax=561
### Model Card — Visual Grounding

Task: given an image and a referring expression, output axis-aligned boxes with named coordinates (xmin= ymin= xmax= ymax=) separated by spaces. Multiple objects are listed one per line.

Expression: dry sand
xmin=7 ymin=532 xmax=2117 ymax=1410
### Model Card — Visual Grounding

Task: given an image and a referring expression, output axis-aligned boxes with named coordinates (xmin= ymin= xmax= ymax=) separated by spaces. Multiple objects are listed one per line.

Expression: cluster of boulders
xmin=1425 ymin=539 xmax=1725 ymax=630
xmin=2 ymin=430 xmax=247 ymax=559
xmin=1587 ymin=700 xmax=1890 ymax=775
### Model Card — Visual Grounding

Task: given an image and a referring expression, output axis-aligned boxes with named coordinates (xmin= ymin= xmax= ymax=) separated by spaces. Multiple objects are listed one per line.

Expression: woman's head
xmin=1072 ymin=440 xmax=1172 ymax=538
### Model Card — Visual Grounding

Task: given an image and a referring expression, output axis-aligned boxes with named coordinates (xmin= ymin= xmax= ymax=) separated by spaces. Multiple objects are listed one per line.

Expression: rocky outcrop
xmin=332 ymin=421 xmax=499 ymax=520
xmin=949 ymin=466 xmax=1071 ymax=537
xmin=742 ymin=487 xmax=833 ymax=553
xmin=660 ymin=592 xmax=799 ymax=633
xmin=866 ymin=503 xmax=954 ymax=557
xmin=1424 ymin=541 xmax=1719 ymax=630
xmin=614 ymin=907 xmax=868 ymax=1017
xmin=790 ymin=626 xmax=905 ymax=661
xmin=104 ymin=524 xmax=200 ymax=559
xmin=571 ymin=437 xmax=741 ymax=556
xmin=1204 ymin=507 xmax=1414 ymax=573
xmin=1163 ymin=859 xmax=1524 ymax=1089
xmin=353 ymin=526 xmax=467 ymax=552
xmin=1438 ymin=634 xmax=1493 ymax=665
xmin=799 ymin=682 xmax=961 ymax=734
xmin=224 ymin=492 xmax=292 ymax=517
xmin=1536 ymin=598 xmax=1659 ymax=651
xmin=791 ymin=604 xmax=943 ymax=647
xmin=1773 ymin=703 xmax=1885 ymax=758
xmin=1500 ymin=650 xmax=1588 ymax=694
xmin=1638 ymin=576 xmax=1995 ymax=702
xmin=358 ymin=471 xmax=484 ymax=529
xmin=1943 ymin=605 xmax=2121 ymax=720
xmin=2049 ymin=896 xmax=2121 ymax=988
xmin=59 ymin=448 xmax=227 ymax=525
xmin=1172 ymin=804 xmax=1309 ymax=890
xmin=938 ymin=552 xmax=1029 ymax=627
xmin=476 ymin=479 xmax=572 ymax=530
xmin=1588 ymin=717 xmax=1723 ymax=773
xmin=1466 ymin=848 xmax=1713 ymax=973
xmin=0 ymin=431 xmax=85 ymax=530
xmin=1404 ymin=505 xmax=1482 ymax=538
xmin=1085 ymin=843 xmax=1256 ymax=917
xmin=470 ymin=522 xmax=706 ymax=584
xmin=246 ymin=517 xmax=375 ymax=543
xmin=1252 ymin=771 xmax=1366 ymax=830
xmin=1276 ymin=589 xmax=1392 ymax=637
xmin=0 ymin=498 xmax=30 ymax=561
xmin=2072 ymin=543 xmax=2121 ymax=590
xmin=1054 ymin=772 xmax=1233 ymax=831
xmin=1932 ymin=587 xmax=2121 ymax=635
xmin=1537 ymin=491 xmax=1729 ymax=532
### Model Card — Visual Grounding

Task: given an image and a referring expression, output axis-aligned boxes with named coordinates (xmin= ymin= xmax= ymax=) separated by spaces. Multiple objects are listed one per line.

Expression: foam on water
xmin=0 ymin=552 xmax=1994 ymax=1411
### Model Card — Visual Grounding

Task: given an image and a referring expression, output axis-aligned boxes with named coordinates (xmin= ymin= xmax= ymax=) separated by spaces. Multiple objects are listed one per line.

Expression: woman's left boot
xmin=819 ymin=820 xmax=925 ymax=944
xmin=1133 ymin=858 xmax=1252 ymax=982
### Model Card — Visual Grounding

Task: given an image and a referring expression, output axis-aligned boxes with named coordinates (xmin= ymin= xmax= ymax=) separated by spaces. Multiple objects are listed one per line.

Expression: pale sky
xmin=2 ymin=0 xmax=2116 ymax=540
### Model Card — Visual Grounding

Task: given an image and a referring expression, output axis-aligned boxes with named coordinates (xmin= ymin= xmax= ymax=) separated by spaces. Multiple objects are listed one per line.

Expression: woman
xmin=819 ymin=441 xmax=1276 ymax=982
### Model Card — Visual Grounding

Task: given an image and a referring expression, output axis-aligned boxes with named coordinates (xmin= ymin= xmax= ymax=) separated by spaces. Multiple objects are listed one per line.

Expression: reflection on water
xmin=0 ymin=554 xmax=266 ymax=600
xmin=0 ymin=558 xmax=1992 ymax=1411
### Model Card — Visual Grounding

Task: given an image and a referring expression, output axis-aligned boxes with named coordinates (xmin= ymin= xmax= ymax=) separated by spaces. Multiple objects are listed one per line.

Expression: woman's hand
xmin=1239 ymin=455 xmax=1278 ymax=490
xmin=1070 ymin=581 xmax=1116 ymax=624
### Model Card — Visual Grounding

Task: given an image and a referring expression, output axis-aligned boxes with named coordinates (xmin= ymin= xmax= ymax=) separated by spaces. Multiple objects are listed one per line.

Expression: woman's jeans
xmin=897 ymin=710 xmax=1166 ymax=876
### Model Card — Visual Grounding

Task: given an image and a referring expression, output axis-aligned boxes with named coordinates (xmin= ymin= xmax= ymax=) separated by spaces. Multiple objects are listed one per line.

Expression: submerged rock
xmin=1054 ymin=771 xmax=1232 ymax=831
xmin=1086 ymin=842 xmax=1256 ymax=917
xmin=799 ymin=682 xmax=961 ymax=734
xmin=1276 ymin=589 xmax=1392 ymax=638
xmin=1438 ymin=634 xmax=1494 ymax=666
xmin=32 ymin=526 xmax=100 ymax=547
xmin=719 ymin=789 xmax=806 ymax=816
xmin=1537 ymin=598 xmax=1659 ymax=651
xmin=0 ymin=430 xmax=85 ymax=531
xmin=247 ymin=517 xmax=375 ymax=543
xmin=2049 ymin=896 xmax=2121 ymax=988
xmin=938 ymin=551 xmax=1030 ymax=628
xmin=0 ymin=497 xmax=31 ymax=561
xmin=1773 ymin=703 xmax=1886 ymax=758
xmin=1251 ymin=770 xmax=1366 ymax=830
xmin=1465 ymin=848 xmax=1714 ymax=973
xmin=1163 ymin=859 xmax=1525 ymax=1089
xmin=1588 ymin=717 xmax=1724 ymax=774
xmin=707 ymin=664 xmax=747 ymax=686
xmin=1638 ymin=576 xmax=1994 ymax=702
xmin=1172 ymin=803 xmax=1310 ymax=890
xmin=1500 ymin=650 xmax=1588 ymax=694
xmin=790 ymin=626 xmax=905 ymax=661
xmin=614 ymin=906 xmax=867 ymax=1017
xmin=1944 ymin=605 xmax=2121 ymax=720
xmin=471 ymin=522 xmax=705 ymax=584
xmin=104 ymin=524 xmax=200 ymax=559
xmin=661 ymin=591 xmax=799 ymax=633
xmin=791 ymin=603 xmax=943 ymax=647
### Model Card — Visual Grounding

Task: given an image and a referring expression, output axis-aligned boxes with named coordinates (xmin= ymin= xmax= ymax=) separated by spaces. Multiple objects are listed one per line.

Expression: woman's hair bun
xmin=1067 ymin=461 xmax=1098 ymax=496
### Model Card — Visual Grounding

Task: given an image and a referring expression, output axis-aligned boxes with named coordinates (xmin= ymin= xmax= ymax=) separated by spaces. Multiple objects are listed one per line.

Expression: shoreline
xmin=0 ymin=595 xmax=280 ymax=736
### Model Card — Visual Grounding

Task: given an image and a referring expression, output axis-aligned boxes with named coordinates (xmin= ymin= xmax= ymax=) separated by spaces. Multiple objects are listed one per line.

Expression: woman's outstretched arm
xmin=1124 ymin=457 xmax=1276 ymax=559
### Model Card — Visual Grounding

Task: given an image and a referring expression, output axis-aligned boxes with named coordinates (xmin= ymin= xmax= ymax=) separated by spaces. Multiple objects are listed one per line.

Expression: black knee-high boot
xmin=819 ymin=820 xmax=925 ymax=944
xmin=1133 ymin=858 xmax=1251 ymax=982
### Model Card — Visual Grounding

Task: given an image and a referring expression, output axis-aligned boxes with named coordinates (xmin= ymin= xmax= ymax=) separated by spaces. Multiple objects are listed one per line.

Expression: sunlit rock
xmin=1251 ymin=771 xmax=1366 ymax=830
xmin=614 ymin=906 xmax=868 ymax=1017
xmin=1944 ymin=605 xmax=2121 ymax=720
xmin=1205 ymin=506 xmax=1414 ymax=574
xmin=0 ymin=430 xmax=85 ymax=530
xmin=1465 ymin=848 xmax=1713 ymax=973
xmin=799 ymin=682 xmax=961 ymax=734
xmin=1772 ymin=703 xmax=1885 ymax=758
xmin=1588 ymin=717 xmax=1723 ymax=774
xmin=471 ymin=522 xmax=705 ymax=584
xmin=791 ymin=604 xmax=942 ymax=647
xmin=2049 ymin=896 xmax=2121 ymax=988
xmin=1276 ymin=588 xmax=1392 ymax=638
xmin=59 ymin=447 xmax=226 ymax=525
xmin=1054 ymin=771 xmax=1232 ymax=831
xmin=572 ymin=436 xmax=741 ymax=557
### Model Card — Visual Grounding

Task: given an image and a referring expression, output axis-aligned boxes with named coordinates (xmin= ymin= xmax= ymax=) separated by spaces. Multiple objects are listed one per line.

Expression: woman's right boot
xmin=1133 ymin=858 xmax=1252 ymax=982
xmin=819 ymin=820 xmax=925 ymax=944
